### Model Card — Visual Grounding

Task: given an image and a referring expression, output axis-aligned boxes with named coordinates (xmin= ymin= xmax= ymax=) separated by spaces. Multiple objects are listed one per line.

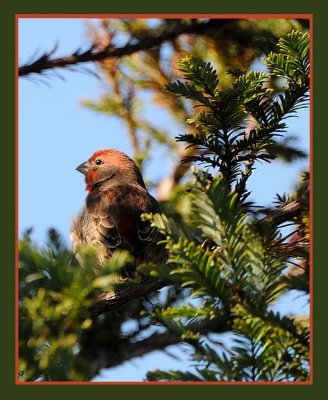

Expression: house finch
xmin=70 ymin=149 xmax=167 ymax=266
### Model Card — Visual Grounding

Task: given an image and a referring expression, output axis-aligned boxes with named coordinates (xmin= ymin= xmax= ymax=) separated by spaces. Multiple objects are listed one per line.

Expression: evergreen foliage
xmin=142 ymin=30 xmax=310 ymax=382
xmin=165 ymin=30 xmax=309 ymax=202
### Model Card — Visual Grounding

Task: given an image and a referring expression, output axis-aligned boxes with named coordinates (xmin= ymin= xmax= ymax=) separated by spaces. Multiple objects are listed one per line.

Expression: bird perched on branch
xmin=71 ymin=149 xmax=167 ymax=266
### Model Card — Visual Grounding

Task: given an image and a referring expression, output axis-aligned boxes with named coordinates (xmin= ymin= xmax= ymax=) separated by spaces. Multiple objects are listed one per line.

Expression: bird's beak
xmin=76 ymin=161 xmax=89 ymax=175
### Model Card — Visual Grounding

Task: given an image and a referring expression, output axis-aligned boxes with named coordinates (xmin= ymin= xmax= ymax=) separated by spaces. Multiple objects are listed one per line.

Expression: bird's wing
xmin=88 ymin=185 xmax=162 ymax=254
xmin=71 ymin=185 xmax=167 ymax=263
xmin=136 ymin=193 xmax=162 ymax=243
xmin=71 ymin=205 xmax=121 ymax=251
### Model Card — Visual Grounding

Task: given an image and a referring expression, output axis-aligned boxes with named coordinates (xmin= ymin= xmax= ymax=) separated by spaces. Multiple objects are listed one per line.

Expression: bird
xmin=70 ymin=149 xmax=167 ymax=267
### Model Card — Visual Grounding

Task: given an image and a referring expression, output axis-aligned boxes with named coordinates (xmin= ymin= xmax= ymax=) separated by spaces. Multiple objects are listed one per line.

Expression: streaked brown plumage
xmin=71 ymin=149 xmax=167 ymax=265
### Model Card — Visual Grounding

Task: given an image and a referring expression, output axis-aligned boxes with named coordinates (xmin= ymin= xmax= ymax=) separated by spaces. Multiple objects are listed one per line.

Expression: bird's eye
xmin=95 ymin=159 xmax=103 ymax=165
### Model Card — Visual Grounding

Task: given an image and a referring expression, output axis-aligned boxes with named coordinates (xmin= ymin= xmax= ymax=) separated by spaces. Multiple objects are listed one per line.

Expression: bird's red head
xmin=76 ymin=149 xmax=145 ymax=192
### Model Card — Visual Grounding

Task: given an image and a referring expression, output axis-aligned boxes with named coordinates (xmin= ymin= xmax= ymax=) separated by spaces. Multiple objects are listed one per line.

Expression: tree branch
xmin=82 ymin=316 xmax=231 ymax=376
xmin=261 ymin=200 xmax=302 ymax=226
xmin=92 ymin=278 xmax=165 ymax=316
xmin=19 ymin=19 xmax=229 ymax=77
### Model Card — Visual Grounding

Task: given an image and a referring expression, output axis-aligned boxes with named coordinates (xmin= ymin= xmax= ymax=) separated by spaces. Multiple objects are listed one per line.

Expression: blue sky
xmin=18 ymin=18 xmax=310 ymax=381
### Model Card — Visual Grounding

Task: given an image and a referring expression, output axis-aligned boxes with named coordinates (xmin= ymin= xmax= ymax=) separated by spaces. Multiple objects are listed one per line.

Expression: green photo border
xmin=2 ymin=1 xmax=323 ymax=399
